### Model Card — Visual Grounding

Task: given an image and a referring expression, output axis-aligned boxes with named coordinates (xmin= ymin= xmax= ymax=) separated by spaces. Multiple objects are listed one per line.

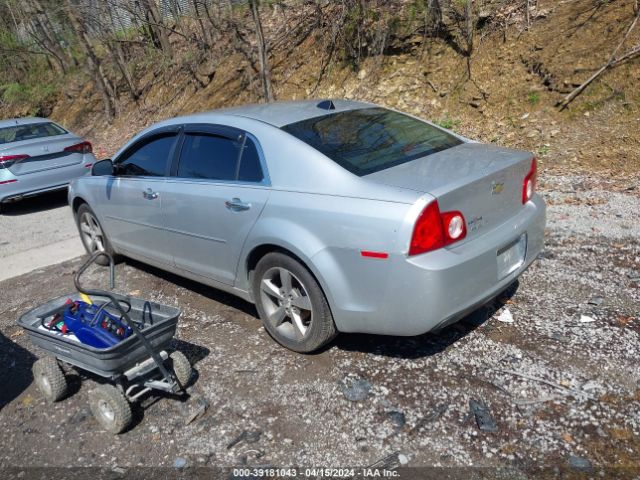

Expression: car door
xmin=98 ymin=128 xmax=179 ymax=265
xmin=161 ymin=124 xmax=270 ymax=285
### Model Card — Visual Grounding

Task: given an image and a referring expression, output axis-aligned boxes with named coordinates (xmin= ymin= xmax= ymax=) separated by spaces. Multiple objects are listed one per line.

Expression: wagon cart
xmin=17 ymin=252 xmax=193 ymax=433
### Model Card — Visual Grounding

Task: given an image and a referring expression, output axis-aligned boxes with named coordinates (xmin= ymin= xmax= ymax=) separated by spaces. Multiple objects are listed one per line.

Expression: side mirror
xmin=92 ymin=159 xmax=114 ymax=176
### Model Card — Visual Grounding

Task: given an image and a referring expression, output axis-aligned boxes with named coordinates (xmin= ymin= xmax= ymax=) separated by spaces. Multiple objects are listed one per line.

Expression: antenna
xmin=316 ymin=100 xmax=336 ymax=110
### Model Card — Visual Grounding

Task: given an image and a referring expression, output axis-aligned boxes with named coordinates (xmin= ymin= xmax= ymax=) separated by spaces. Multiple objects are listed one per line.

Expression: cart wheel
xmin=88 ymin=384 xmax=132 ymax=434
xmin=170 ymin=351 xmax=193 ymax=388
xmin=32 ymin=357 xmax=67 ymax=403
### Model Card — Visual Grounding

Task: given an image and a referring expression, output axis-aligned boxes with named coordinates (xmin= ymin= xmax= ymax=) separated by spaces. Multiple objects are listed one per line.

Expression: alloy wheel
xmin=259 ymin=267 xmax=313 ymax=341
xmin=79 ymin=211 xmax=105 ymax=254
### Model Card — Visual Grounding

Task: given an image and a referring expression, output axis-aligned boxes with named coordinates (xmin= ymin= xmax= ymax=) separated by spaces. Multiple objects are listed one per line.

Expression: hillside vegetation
xmin=1 ymin=0 xmax=639 ymax=180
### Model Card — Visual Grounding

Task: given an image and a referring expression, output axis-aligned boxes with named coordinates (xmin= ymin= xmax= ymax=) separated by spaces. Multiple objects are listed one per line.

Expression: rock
xmin=627 ymin=271 xmax=640 ymax=281
xmin=497 ymin=308 xmax=514 ymax=323
xmin=387 ymin=411 xmax=406 ymax=430
xmin=341 ymin=377 xmax=372 ymax=401
xmin=568 ymin=455 xmax=592 ymax=472
xmin=358 ymin=69 xmax=367 ymax=80
xmin=469 ymin=399 xmax=498 ymax=433
xmin=184 ymin=396 xmax=210 ymax=425
xmin=579 ymin=315 xmax=596 ymax=323
xmin=227 ymin=430 xmax=262 ymax=449
xmin=68 ymin=407 xmax=91 ymax=425
xmin=587 ymin=297 xmax=603 ymax=306
xmin=469 ymin=101 xmax=481 ymax=108
xmin=173 ymin=457 xmax=187 ymax=469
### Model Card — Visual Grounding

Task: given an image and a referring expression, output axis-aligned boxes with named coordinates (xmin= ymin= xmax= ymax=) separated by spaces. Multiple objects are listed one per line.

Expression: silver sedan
xmin=0 ymin=117 xmax=95 ymax=207
xmin=68 ymin=100 xmax=546 ymax=352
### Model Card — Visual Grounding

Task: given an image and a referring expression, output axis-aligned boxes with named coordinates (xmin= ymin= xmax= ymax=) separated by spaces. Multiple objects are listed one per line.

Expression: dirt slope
xmin=26 ymin=0 xmax=636 ymax=186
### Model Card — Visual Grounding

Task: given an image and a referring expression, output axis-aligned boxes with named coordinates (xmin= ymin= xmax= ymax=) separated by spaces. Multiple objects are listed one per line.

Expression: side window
xmin=117 ymin=133 xmax=177 ymax=177
xmin=238 ymin=137 xmax=264 ymax=182
xmin=177 ymin=133 xmax=241 ymax=181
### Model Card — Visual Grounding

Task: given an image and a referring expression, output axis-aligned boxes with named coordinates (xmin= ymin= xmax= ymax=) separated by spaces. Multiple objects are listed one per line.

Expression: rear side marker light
xmin=409 ymin=200 xmax=467 ymax=256
xmin=0 ymin=179 xmax=18 ymax=185
xmin=64 ymin=141 xmax=93 ymax=154
xmin=84 ymin=163 xmax=93 ymax=168
xmin=522 ymin=157 xmax=537 ymax=204
xmin=361 ymin=251 xmax=389 ymax=259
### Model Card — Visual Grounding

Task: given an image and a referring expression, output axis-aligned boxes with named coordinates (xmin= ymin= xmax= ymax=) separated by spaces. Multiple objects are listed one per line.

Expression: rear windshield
xmin=281 ymin=107 xmax=463 ymax=176
xmin=0 ymin=122 xmax=67 ymax=145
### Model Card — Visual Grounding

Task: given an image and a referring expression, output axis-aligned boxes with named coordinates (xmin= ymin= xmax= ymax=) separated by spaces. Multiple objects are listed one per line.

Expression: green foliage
xmin=537 ymin=145 xmax=550 ymax=156
xmin=435 ymin=117 xmax=461 ymax=130
xmin=1 ymin=83 xmax=28 ymax=103
xmin=527 ymin=92 xmax=541 ymax=106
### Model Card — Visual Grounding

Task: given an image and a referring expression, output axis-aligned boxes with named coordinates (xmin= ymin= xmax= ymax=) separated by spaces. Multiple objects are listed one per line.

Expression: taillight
xmin=409 ymin=200 xmax=467 ymax=256
xmin=0 ymin=154 xmax=29 ymax=169
xmin=522 ymin=157 xmax=537 ymax=204
xmin=441 ymin=211 xmax=467 ymax=242
xmin=64 ymin=141 xmax=92 ymax=154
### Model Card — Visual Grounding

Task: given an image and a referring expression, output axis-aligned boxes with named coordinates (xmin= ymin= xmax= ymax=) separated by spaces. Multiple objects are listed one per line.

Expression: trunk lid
xmin=365 ymin=143 xmax=534 ymax=241
xmin=0 ymin=135 xmax=85 ymax=176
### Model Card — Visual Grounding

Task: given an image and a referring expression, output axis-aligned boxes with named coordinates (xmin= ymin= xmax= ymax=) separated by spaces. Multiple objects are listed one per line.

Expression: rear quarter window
xmin=281 ymin=107 xmax=463 ymax=176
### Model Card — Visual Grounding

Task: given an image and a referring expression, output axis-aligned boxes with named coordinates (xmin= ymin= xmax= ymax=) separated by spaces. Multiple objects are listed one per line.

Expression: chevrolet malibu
xmin=68 ymin=100 xmax=545 ymax=352
xmin=0 ymin=117 xmax=95 ymax=208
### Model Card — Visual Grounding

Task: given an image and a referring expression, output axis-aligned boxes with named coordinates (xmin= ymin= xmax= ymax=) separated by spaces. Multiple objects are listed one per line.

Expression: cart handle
xmin=74 ymin=252 xmax=180 ymax=391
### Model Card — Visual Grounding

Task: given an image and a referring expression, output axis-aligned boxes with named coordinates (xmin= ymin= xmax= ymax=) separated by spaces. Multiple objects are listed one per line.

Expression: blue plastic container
xmin=63 ymin=301 xmax=132 ymax=349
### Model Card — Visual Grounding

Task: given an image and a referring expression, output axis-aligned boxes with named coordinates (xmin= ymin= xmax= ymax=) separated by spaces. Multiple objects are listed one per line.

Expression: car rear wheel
xmin=75 ymin=203 xmax=118 ymax=266
xmin=253 ymin=252 xmax=337 ymax=353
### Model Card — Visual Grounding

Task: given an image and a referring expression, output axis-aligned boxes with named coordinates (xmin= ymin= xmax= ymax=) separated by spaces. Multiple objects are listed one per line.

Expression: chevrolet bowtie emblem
xmin=491 ymin=182 xmax=505 ymax=195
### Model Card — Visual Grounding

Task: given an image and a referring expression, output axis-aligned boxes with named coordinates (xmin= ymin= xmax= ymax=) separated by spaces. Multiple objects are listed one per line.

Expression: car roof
xmin=214 ymin=99 xmax=374 ymax=128
xmin=0 ymin=117 xmax=55 ymax=128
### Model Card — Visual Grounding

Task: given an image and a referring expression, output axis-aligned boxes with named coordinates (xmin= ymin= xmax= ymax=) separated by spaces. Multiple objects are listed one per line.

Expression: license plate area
xmin=497 ymin=233 xmax=527 ymax=279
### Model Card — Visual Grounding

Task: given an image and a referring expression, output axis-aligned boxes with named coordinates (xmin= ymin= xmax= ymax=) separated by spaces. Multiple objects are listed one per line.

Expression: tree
xmin=139 ymin=0 xmax=173 ymax=57
xmin=249 ymin=0 xmax=275 ymax=102
xmin=64 ymin=0 xmax=116 ymax=119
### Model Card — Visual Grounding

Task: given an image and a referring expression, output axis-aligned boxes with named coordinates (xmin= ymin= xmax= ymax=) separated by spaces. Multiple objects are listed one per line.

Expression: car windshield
xmin=281 ymin=107 xmax=463 ymax=176
xmin=0 ymin=122 xmax=67 ymax=145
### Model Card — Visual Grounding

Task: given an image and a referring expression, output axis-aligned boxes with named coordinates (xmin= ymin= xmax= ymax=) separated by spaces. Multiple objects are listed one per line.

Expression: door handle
xmin=225 ymin=198 xmax=251 ymax=211
xmin=142 ymin=188 xmax=158 ymax=200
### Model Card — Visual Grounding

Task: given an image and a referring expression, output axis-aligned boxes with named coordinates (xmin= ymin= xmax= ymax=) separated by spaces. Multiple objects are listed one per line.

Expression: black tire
xmin=252 ymin=252 xmax=337 ymax=353
xmin=88 ymin=384 xmax=132 ymax=434
xmin=75 ymin=203 xmax=120 ymax=266
xmin=32 ymin=357 xmax=68 ymax=403
xmin=170 ymin=351 xmax=193 ymax=388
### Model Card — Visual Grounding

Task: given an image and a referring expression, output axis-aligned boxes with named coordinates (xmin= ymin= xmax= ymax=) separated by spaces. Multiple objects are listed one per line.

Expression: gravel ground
xmin=0 ymin=173 xmax=638 ymax=478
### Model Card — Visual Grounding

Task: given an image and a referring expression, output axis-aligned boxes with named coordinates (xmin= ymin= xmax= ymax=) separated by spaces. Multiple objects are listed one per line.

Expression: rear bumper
xmin=333 ymin=194 xmax=546 ymax=335
xmin=0 ymin=159 xmax=92 ymax=203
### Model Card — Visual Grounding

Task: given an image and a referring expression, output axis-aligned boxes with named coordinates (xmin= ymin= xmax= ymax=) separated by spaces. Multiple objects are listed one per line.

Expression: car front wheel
xmin=75 ymin=203 xmax=118 ymax=266
xmin=253 ymin=252 xmax=337 ymax=353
